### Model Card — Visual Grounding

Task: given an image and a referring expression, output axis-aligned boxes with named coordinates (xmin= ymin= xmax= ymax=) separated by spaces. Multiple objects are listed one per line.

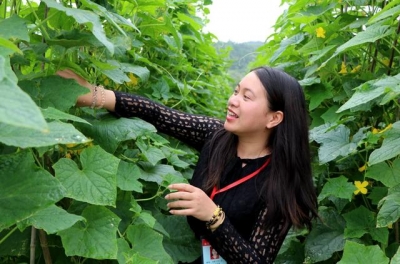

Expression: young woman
xmin=57 ymin=67 xmax=318 ymax=263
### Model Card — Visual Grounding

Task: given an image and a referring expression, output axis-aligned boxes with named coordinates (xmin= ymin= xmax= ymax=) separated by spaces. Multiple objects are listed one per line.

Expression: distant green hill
xmin=215 ymin=41 xmax=263 ymax=84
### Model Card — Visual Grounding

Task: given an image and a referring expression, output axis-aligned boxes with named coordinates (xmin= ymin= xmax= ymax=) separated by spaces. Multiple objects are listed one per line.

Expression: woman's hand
xmin=165 ymin=183 xmax=218 ymax=221
xmin=56 ymin=69 xmax=116 ymax=111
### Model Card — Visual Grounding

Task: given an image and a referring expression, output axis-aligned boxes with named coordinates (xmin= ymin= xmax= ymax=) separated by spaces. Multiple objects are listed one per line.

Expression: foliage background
xmin=1 ymin=0 xmax=400 ymax=263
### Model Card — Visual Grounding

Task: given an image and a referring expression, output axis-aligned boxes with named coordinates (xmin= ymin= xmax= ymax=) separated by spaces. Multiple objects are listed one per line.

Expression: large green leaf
xmin=391 ymin=247 xmax=400 ymax=264
xmin=97 ymin=60 xmax=150 ymax=84
xmin=368 ymin=3 xmax=400 ymax=24
xmin=0 ymin=227 xmax=30 ymax=256
xmin=310 ymin=124 xmax=357 ymax=164
xmin=338 ymin=241 xmax=389 ymax=264
xmin=369 ymin=121 xmax=400 ymax=165
xmin=19 ymin=76 xmax=89 ymax=112
xmin=308 ymin=84 xmax=333 ymax=111
xmin=41 ymin=0 xmax=114 ymax=54
xmin=0 ymin=121 xmax=90 ymax=148
xmin=117 ymin=161 xmax=143 ymax=192
xmin=126 ymin=224 xmax=174 ymax=263
xmin=117 ymin=238 xmax=158 ymax=264
xmin=270 ymin=33 xmax=304 ymax=63
xmin=336 ymin=23 xmax=393 ymax=54
xmin=154 ymin=212 xmax=201 ymax=263
xmin=18 ymin=205 xmax=84 ymax=234
xmin=54 ymin=145 xmax=120 ymax=206
xmin=136 ymin=138 xmax=166 ymax=166
xmin=0 ymin=56 xmax=47 ymax=132
xmin=343 ymin=206 xmax=388 ymax=244
xmin=77 ymin=115 xmax=156 ymax=153
xmin=337 ymin=74 xmax=400 ymax=113
xmin=318 ymin=176 xmax=355 ymax=202
xmin=0 ymin=151 xmax=66 ymax=230
xmin=139 ymin=162 xmax=182 ymax=184
xmin=275 ymin=239 xmax=304 ymax=264
xmin=322 ymin=22 xmax=394 ymax=67
xmin=58 ymin=205 xmax=121 ymax=259
xmin=376 ymin=185 xmax=400 ymax=228
xmin=0 ymin=15 xmax=30 ymax=41
xmin=304 ymin=208 xmax=345 ymax=262
xmin=119 ymin=62 xmax=150 ymax=82
xmin=366 ymin=159 xmax=400 ymax=187
xmin=41 ymin=107 xmax=91 ymax=125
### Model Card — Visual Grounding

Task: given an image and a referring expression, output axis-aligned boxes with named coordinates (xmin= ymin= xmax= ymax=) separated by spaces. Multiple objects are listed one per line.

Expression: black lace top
xmin=113 ymin=91 xmax=290 ymax=263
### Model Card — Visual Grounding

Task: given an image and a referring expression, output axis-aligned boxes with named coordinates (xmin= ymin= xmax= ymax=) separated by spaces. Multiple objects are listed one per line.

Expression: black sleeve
xmin=208 ymin=208 xmax=290 ymax=264
xmin=112 ymin=91 xmax=224 ymax=151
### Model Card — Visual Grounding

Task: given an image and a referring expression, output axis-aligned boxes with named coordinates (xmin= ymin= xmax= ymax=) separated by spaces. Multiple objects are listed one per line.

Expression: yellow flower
xmin=351 ymin=65 xmax=361 ymax=73
xmin=339 ymin=61 xmax=347 ymax=74
xmin=354 ymin=181 xmax=368 ymax=195
xmin=65 ymin=152 xmax=72 ymax=159
xmin=128 ymin=73 xmax=138 ymax=86
xmin=358 ymin=164 xmax=366 ymax=172
xmin=372 ymin=128 xmax=379 ymax=134
xmin=316 ymin=27 xmax=326 ymax=38
xmin=382 ymin=58 xmax=390 ymax=67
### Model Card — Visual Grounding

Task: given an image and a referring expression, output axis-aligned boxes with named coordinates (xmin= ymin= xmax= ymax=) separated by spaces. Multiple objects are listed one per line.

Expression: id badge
xmin=201 ymin=238 xmax=227 ymax=264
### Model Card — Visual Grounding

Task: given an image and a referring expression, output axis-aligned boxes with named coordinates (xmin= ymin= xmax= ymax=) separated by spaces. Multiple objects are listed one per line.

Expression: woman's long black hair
xmin=202 ymin=66 xmax=318 ymax=232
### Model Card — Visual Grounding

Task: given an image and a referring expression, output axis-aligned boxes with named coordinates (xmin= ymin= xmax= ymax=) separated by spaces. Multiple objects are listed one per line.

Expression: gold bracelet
xmin=210 ymin=211 xmax=225 ymax=232
xmin=206 ymin=206 xmax=223 ymax=229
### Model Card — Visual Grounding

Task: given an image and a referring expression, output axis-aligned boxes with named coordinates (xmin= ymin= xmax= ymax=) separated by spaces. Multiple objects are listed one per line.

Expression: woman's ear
xmin=266 ymin=111 xmax=284 ymax=129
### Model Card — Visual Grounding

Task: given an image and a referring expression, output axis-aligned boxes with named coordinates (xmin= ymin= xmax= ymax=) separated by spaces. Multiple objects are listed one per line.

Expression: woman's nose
xmin=228 ymin=94 xmax=239 ymax=107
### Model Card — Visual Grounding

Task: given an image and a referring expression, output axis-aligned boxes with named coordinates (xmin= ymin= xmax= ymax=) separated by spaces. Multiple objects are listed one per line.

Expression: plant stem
xmin=361 ymin=193 xmax=372 ymax=211
xmin=30 ymin=149 xmax=44 ymax=169
xmin=3 ymin=0 xmax=7 ymax=18
xmin=0 ymin=225 xmax=18 ymax=244
xmin=39 ymin=229 xmax=53 ymax=264
xmin=136 ymin=186 xmax=168 ymax=202
xmin=26 ymin=0 xmax=51 ymax=40
xmin=30 ymin=227 xmax=37 ymax=264
xmin=135 ymin=191 xmax=163 ymax=202
xmin=9 ymin=0 xmax=14 ymax=15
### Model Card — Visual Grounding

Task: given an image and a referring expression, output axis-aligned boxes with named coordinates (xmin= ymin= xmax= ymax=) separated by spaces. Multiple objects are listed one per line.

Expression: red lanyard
xmin=210 ymin=157 xmax=271 ymax=200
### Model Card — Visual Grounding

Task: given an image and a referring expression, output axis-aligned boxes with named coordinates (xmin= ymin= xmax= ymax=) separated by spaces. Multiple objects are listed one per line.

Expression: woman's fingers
xmin=168 ymin=183 xmax=195 ymax=193
xmin=165 ymin=184 xmax=217 ymax=221
xmin=165 ymin=190 xmax=192 ymax=201
xmin=56 ymin=69 xmax=91 ymax=88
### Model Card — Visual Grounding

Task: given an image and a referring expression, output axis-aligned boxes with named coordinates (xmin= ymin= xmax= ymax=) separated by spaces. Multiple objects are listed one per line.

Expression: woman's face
xmin=224 ymin=71 xmax=274 ymax=137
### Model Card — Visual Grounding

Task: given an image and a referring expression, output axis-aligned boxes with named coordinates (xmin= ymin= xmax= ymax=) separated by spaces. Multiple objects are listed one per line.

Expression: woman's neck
xmin=236 ymin=139 xmax=270 ymax=159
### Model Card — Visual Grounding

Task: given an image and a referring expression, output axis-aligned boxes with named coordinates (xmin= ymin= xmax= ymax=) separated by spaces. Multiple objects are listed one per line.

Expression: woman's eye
xmin=244 ymin=95 xmax=250 ymax=100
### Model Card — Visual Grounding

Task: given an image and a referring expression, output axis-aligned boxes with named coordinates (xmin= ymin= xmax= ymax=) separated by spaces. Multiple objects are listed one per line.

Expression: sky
xmin=204 ymin=0 xmax=287 ymax=43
